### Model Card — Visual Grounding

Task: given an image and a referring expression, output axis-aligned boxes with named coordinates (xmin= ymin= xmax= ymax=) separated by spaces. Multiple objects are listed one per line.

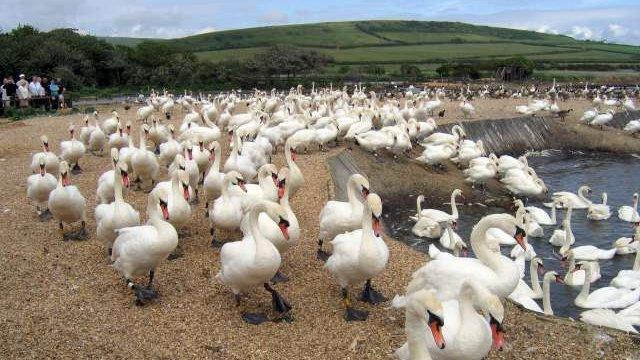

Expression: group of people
xmin=1 ymin=74 xmax=66 ymax=115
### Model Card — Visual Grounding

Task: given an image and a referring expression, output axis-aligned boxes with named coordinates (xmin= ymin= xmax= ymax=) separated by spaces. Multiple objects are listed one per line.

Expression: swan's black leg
xmin=210 ymin=227 xmax=223 ymax=248
xmin=127 ymin=278 xmax=158 ymax=306
xmin=148 ymin=270 xmax=155 ymax=287
xmin=264 ymin=283 xmax=293 ymax=322
xmin=316 ymin=239 xmax=331 ymax=261
xmin=38 ymin=208 xmax=52 ymax=221
xmin=360 ymin=279 xmax=387 ymax=304
xmin=343 ymin=288 xmax=368 ymax=321
xmin=241 ymin=312 xmax=270 ymax=325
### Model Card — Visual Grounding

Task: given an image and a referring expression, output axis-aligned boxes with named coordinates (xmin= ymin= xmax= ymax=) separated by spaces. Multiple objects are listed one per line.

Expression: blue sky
xmin=3 ymin=0 xmax=640 ymax=45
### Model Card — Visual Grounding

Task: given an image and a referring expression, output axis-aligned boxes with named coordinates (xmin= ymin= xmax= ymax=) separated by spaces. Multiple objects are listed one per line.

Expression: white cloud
xmin=608 ymin=23 xmax=628 ymax=37
xmin=195 ymin=27 xmax=216 ymax=35
xmin=571 ymin=25 xmax=595 ymax=40
xmin=536 ymin=25 xmax=559 ymax=35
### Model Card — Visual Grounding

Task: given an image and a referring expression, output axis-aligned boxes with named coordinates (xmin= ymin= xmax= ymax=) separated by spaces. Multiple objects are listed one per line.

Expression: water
xmin=384 ymin=151 xmax=640 ymax=319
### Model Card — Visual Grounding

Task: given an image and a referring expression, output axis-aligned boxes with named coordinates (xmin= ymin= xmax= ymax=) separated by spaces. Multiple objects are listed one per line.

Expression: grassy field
xmin=103 ymin=20 xmax=640 ymax=73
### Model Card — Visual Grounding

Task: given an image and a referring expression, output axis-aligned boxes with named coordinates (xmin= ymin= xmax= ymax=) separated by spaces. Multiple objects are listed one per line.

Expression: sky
xmin=2 ymin=0 xmax=640 ymax=45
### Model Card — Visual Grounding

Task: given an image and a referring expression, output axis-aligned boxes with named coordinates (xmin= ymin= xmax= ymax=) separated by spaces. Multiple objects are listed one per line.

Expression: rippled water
xmin=384 ymin=151 xmax=640 ymax=319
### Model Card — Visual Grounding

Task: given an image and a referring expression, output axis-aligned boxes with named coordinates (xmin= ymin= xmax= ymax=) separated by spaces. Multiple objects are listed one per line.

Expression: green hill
xmin=101 ymin=20 xmax=640 ymax=69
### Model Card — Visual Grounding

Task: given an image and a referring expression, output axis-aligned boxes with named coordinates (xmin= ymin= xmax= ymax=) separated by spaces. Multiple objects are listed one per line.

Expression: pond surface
xmin=383 ymin=151 xmax=640 ymax=319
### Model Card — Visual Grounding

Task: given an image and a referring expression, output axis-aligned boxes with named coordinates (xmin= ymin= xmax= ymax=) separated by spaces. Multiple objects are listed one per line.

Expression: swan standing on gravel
xmin=326 ymin=193 xmax=388 ymax=321
xmin=209 ymin=171 xmax=247 ymax=247
xmin=216 ymin=200 xmax=292 ymax=325
xmin=284 ymin=137 xmax=303 ymax=197
xmin=150 ymin=170 xmax=192 ymax=232
xmin=48 ymin=161 xmax=87 ymax=240
xmin=587 ymin=192 xmax=611 ymax=220
xmin=96 ymin=149 xmax=129 ymax=205
xmin=158 ymin=124 xmax=182 ymax=166
xmin=618 ymin=193 xmax=639 ymax=222
xmin=95 ymin=161 xmax=140 ymax=255
xmin=111 ymin=193 xmax=178 ymax=305
xmin=394 ymin=289 xmax=446 ymax=360
xmin=31 ymin=135 xmax=60 ymax=175
xmin=131 ymin=126 xmax=160 ymax=190
xmin=59 ymin=125 xmax=85 ymax=173
xmin=27 ymin=157 xmax=57 ymax=220
xmin=573 ymin=261 xmax=640 ymax=309
xmin=88 ymin=116 xmax=106 ymax=155
xmin=203 ymin=141 xmax=224 ymax=209
xmin=317 ymin=174 xmax=370 ymax=260
xmin=406 ymin=213 xmax=527 ymax=300
xmin=421 ymin=125 xmax=466 ymax=146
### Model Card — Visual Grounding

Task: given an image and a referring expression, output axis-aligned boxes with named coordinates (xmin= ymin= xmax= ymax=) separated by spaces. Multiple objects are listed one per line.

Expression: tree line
xmin=0 ymin=26 xmax=332 ymax=92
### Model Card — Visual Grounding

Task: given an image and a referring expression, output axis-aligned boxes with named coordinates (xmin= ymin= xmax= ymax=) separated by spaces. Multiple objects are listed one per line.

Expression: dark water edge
xmin=383 ymin=150 xmax=640 ymax=319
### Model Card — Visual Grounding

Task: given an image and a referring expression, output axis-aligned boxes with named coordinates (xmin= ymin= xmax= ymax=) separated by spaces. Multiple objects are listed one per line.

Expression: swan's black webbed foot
xmin=344 ymin=307 xmax=369 ymax=321
xmin=133 ymin=285 xmax=159 ymax=306
xmin=316 ymin=239 xmax=331 ymax=261
xmin=38 ymin=209 xmax=52 ymax=222
xmin=242 ymin=312 xmax=270 ymax=325
xmin=265 ymin=283 xmax=292 ymax=314
xmin=360 ymin=279 xmax=386 ymax=304
xmin=64 ymin=226 xmax=88 ymax=241
xmin=270 ymin=271 xmax=289 ymax=284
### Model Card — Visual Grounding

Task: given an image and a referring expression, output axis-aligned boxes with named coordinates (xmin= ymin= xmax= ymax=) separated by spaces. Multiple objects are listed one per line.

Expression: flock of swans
xmin=24 ymin=84 xmax=640 ymax=360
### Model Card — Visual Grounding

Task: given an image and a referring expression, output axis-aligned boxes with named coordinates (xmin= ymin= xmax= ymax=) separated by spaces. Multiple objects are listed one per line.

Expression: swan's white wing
xmin=580 ymin=309 xmax=638 ymax=333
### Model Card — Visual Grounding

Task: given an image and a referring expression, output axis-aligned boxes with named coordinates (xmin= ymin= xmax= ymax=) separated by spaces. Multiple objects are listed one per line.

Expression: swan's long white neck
xmin=212 ymin=145 xmax=221 ymax=172
xmin=633 ymin=247 xmax=640 ymax=272
xmin=249 ymin=202 xmax=276 ymax=262
xmin=450 ymin=192 xmax=459 ymax=219
xmin=347 ymin=178 xmax=362 ymax=210
xmin=358 ymin=201 xmax=377 ymax=263
xmin=578 ymin=187 xmax=590 ymax=203
xmin=405 ymin=303 xmax=433 ymax=360
xmin=542 ymin=274 xmax=553 ymax=315
xmin=470 ymin=216 xmax=513 ymax=270
xmin=530 ymin=261 xmax=542 ymax=295
xmin=550 ymin=202 xmax=558 ymax=224
xmin=560 ymin=208 xmax=574 ymax=254
xmin=577 ymin=264 xmax=592 ymax=301
xmin=416 ymin=196 xmax=423 ymax=216
xmin=114 ymin=169 xmax=124 ymax=204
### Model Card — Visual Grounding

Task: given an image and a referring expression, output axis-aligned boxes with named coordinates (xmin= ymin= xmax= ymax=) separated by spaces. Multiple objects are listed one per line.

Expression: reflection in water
xmin=384 ymin=151 xmax=640 ymax=319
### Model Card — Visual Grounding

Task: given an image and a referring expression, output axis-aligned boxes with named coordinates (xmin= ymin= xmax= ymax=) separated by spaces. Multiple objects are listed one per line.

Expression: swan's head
xmin=580 ymin=185 xmax=592 ymax=197
xmin=264 ymin=201 xmax=290 ymax=241
xmin=473 ymin=286 xmax=505 ymax=351
xmin=37 ymin=156 xmax=46 ymax=176
xmin=407 ymin=289 xmax=445 ymax=350
xmin=226 ymin=171 xmax=247 ymax=193
xmin=110 ymin=148 xmax=120 ymax=166
xmin=417 ymin=194 xmax=425 ymax=204
xmin=178 ymin=170 xmax=190 ymax=201
xmin=58 ymin=161 xmax=71 ymax=187
xmin=350 ymin=174 xmax=370 ymax=199
xmin=208 ymin=141 xmax=220 ymax=161
xmin=39 ymin=135 xmax=51 ymax=153
xmin=453 ymin=188 xmax=464 ymax=200
xmin=277 ymin=167 xmax=289 ymax=199
xmin=367 ymin=193 xmax=383 ymax=237
xmin=67 ymin=124 xmax=75 ymax=136
xmin=142 ymin=124 xmax=150 ymax=136
xmin=544 ymin=271 xmax=564 ymax=285
xmin=258 ymin=164 xmax=278 ymax=184
xmin=174 ymin=154 xmax=186 ymax=171
xmin=185 ymin=142 xmax=193 ymax=160
xmin=633 ymin=193 xmax=639 ymax=202
xmin=125 ymin=122 xmax=132 ymax=133
xmin=157 ymin=194 xmax=170 ymax=220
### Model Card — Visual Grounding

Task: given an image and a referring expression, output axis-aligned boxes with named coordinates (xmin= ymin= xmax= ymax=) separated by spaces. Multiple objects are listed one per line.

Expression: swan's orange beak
xmin=62 ymin=172 xmax=71 ymax=187
xmin=555 ymin=274 xmax=565 ymax=284
xmin=279 ymin=218 xmax=290 ymax=240
xmin=514 ymin=226 xmax=527 ymax=250
xmin=372 ymin=216 xmax=382 ymax=237
xmin=160 ymin=202 xmax=170 ymax=220
xmin=44 ymin=143 xmax=49 ymax=152
xmin=278 ymin=180 xmax=286 ymax=199
xmin=39 ymin=164 xmax=45 ymax=176
xmin=209 ymin=152 xmax=216 ymax=162
xmin=428 ymin=312 xmax=445 ymax=350
xmin=121 ymin=171 xmax=130 ymax=188
xmin=490 ymin=316 xmax=505 ymax=351
xmin=290 ymin=148 xmax=297 ymax=161
xmin=182 ymin=183 xmax=190 ymax=201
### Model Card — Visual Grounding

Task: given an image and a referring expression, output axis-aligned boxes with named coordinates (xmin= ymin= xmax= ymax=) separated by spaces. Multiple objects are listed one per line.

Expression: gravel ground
xmin=1 ymin=99 xmax=638 ymax=359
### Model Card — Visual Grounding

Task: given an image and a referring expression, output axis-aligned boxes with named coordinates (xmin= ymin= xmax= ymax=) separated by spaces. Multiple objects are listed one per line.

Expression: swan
xmin=416 ymin=143 xmax=457 ymax=167
xmin=525 ymin=198 xmax=560 ymax=225
xmin=421 ymin=125 xmax=466 ymax=146
xmin=255 ymin=167 xmax=300 ymax=282
xmin=514 ymin=200 xmax=543 ymax=238
xmin=216 ymin=200 xmax=292 ymax=324
xmin=573 ymin=261 xmax=640 ymax=309
xmin=618 ymin=193 xmax=639 ymax=222
xmin=549 ymin=205 xmax=574 ymax=247
xmin=158 ymin=124 xmax=182 ymax=166
xmin=31 ymin=135 xmax=60 ymax=175
xmin=108 ymin=124 xmax=129 ymax=150
xmin=59 ymin=125 xmax=85 ymax=173
xmin=88 ymin=117 xmax=106 ymax=155
xmin=326 ymin=193 xmax=388 ymax=321
xmin=548 ymin=185 xmax=592 ymax=209
xmin=284 ymin=137 xmax=303 ymax=198
xmin=173 ymin=147 xmax=200 ymax=200
xmin=203 ymin=141 xmax=224 ymax=209
xmin=317 ymin=174 xmax=370 ymax=260
xmin=224 ymin=133 xmax=258 ymax=181
xmin=542 ymin=271 xmax=563 ymax=315
xmin=150 ymin=170 xmax=192 ymax=231
xmin=412 ymin=215 xmax=441 ymax=239
xmin=509 ymin=257 xmax=544 ymax=301
xmin=96 ymin=149 xmax=129 ymax=205
xmin=102 ymin=110 xmax=120 ymax=135
xmin=355 ymin=130 xmax=394 ymax=153
xmin=587 ymin=192 xmax=610 ymax=220
xmin=95 ymin=161 xmax=140 ymax=254
xmin=560 ymin=225 xmax=616 ymax=260
xmin=240 ymin=164 xmax=279 ymax=211
xmin=497 ymin=155 xmax=527 ymax=174
xmin=438 ymin=219 xmax=467 ymax=253
xmin=463 ymin=161 xmax=497 ymax=188
xmin=414 ymin=190 xmax=463 ymax=231
xmin=580 ymin=309 xmax=639 ymax=333
xmin=453 ymin=140 xmax=485 ymax=166
xmin=425 ymin=282 xmax=505 ymax=359
xmin=131 ymin=126 xmax=160 ymax=190
xmin=406 ymin=213 xmax=527 ymax=300
xmin=614 ymin=234 xmax=640 ymax=255
xmin=209 ymin=171 xmax=247 ymax=247
xmin=79 ymin=114 xmax=96 ymax=144
xmin=563 ymin=250 xmax=601 ymax=286
xmin=48 ymin=161 xmax=87 ymax=240
xmin=27 ymin=157 xmax=57 ymax=220
xmin=394 ymin=289 xmax=445 ymax=360
xmin=459 ymin=99 xmax=475 ymax=118
xmin=610 ymin=249 xmax=640 ymax=290
xmin=111 ymin=192 xmax=178 ymax=305
xmin=192 ymin=140 xmax=212 ymax=180
xmin=590 ymin=109 xmax=614 ymax=127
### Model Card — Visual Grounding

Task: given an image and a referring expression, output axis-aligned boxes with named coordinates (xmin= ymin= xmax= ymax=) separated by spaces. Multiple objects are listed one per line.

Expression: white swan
xmin=59 ymin=125 xmax=85 ymax=172
xmin=587 ymin=192 xmax=611 ymax=221
xmin=509 ymin=257 xmax=544 ymax=300
xmin=394 ymin=289 xmax=445 ymax=360
xmin=158 ymin=124 xmax=182 ymax=166
xmin=88 ymin=116 xmax=106 ymax=155
xmin=426 ymin=282 xmax=505 ymax=359
xmin=95 ymin=161 xmax=140 ymax=254
xmin=618 ymin=193 xmax=639 ymax=222
xmin=96 ymin=149 xmax=129 ymax=205
xmin=514 ymin=200 xmax=543 ymax=238
xmin=48 ymin=161 xmax=87 ymax=240
xmin=549 ymin=205 xmax=574 ymax=246
xmin=111 ymin=192 xmax=178 ymax=305
xmin=209 ymin=171 xmax=247 ymax=247
xmin=580 ymin=309 xmax=638 ymax=333
xmin=406 ymin=213 xmax=527 ymax=300
xmin=421 ymin=125 xmax=466 ymax=146
xmin=542 ymin=271 xmax=563 ymax=315
xmin=131 ymin=127 xmax=160 ymax=189
xmin=548 ymin=185 xmax=592 ymax=209
xmin=150 ymin=170 xmax=192 ymax=231
xmin=525 ymin=198 xmax=559 ymax=225
xmin=326 ymin=193 xmax=388 ymax=321
xmin=563 ymin=250 xmax=601 ymax=286
xmin=415 ymin=190 xmax=463 ymax=230
xmin=415 ymin=143 xmax=457 ymax=167
xmin=31 ymin=135 xmax=60 ymax=175
xmin=27 ymin=157 xmax=57 ymax=219
xmin=284 ymin=137 xmax=303 ymax=198
xmin=317 ymin=174 xmax=369 ymax=260
xmin=438 ymin=219 xmax=467 ymax=253
xmin=574 ymin=261 xmax=640 ymax=309
xmin=560 ymin=225 xmax=616 ymax=260
xmin=203 ymin=141 xmax=223 ymax=208
xmin=216 ymin=200 xmax=292 ymax=324
xmin=610 ymin=249 xmax=640 ymax=290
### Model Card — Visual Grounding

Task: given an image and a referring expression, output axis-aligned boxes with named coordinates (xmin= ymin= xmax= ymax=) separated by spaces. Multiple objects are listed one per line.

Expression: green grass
xmin=195 ymin=47 xmax=270 ymax=62
xmin=526 ymin=50 xmax=639 ymax=62
xmin=374 ymin=32 xmax=505 ymax=44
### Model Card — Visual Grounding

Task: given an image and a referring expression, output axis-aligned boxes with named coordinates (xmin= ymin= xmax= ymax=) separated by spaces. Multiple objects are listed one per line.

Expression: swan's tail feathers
xmin=391 ymin=294 xmax=407 ymax=309
xmin=428 ymin=244 xmax=441 ymax=259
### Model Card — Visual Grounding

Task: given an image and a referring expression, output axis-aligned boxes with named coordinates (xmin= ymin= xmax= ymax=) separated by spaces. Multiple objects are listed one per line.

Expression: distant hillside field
xmin=102 ymin=20 xmax=640 ymax=68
